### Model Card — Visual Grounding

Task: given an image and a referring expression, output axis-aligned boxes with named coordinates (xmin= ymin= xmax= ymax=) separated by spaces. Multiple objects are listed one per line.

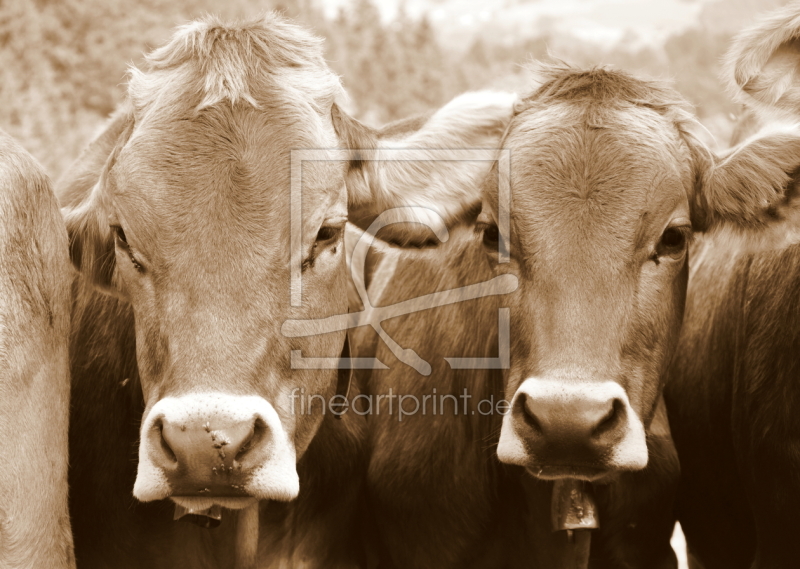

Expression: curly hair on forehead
xmin=527 ymin=62 xmax=713 ymax=150
xmin=127 ymin=12 xmax=344 ymax=121
xmin=515 ymin=62 xmax=705 ymax=136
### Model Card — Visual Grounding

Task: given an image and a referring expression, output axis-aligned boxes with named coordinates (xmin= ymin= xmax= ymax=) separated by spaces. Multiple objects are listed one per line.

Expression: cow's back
xmin=0 ymin=130 xmax=74 ymax=567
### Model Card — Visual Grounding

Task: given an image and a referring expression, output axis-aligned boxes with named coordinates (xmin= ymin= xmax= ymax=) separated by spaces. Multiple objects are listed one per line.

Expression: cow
xmin=58 ymin=14 xmax=518 ymax=568
xmin=0 ymin=130 xmax=74 ymax=567
xmin=348 ymin=62 xmax=800 ymax=569
xmin=665 ymin=5 xmax=800 ymax=569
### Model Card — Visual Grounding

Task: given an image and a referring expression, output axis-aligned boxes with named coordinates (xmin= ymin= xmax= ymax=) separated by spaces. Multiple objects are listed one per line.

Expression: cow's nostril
xmin=235 ymin=418 xmax=266 ymax=462
xmin=518 ymin=394 xmax=544 ymax=434
xmin=156 ymin=419 xmax=178 ymax=464
xmin=593 ymin=398 xmax=624 ymax=436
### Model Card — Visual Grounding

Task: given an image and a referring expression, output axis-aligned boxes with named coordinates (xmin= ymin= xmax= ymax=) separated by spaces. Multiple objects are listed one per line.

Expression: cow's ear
xmin=333 ymin=91 xmax=518 ymax=243
xmin=724 ymin=4 xmax=800 ymax=116
xmin=331 ymin=103 xmax=380 ymax=216
xmin=694 ymin=128 xmax=800 ymax=233
xmin=58 ymin=106 xmax=133 ymax=208
xmin=62 ymin=111 xmax=135 ymax=296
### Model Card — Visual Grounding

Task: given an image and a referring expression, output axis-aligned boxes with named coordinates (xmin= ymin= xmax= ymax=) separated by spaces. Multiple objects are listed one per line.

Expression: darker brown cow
xmin=0 ymin=130 xmax=74 ymax=567
xmin=666 ymin=5 xmax=800 ymax=569
xmin=59 ymin=14 xmax=516 ymax=568
xmin=353 ymin=63 xmax=800 ymax=568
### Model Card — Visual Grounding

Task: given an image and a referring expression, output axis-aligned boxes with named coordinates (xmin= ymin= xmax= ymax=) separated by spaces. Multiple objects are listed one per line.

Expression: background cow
xmin=352 ymin=62 xmax=800 ymax=568
xmin=59 ymin=14 xmax=517 ymax=568
xmin=666 ymin=4 xmax=800 ymax=569
xmin=0 ymin=130 xmax=74 ymax=567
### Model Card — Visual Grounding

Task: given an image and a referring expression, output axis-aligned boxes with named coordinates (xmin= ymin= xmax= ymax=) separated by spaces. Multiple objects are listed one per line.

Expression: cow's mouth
xmin=172 ymin=496 xmax=257 ymax=528
xmin=528 ymin=464 xmax=608 ymax=482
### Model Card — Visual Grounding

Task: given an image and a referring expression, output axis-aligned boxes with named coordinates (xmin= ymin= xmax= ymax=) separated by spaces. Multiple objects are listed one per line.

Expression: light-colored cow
xmin=0 ymin=130 xmax=74 ymax=568
xmin=59 ymin=14 xmax=516 ymax=568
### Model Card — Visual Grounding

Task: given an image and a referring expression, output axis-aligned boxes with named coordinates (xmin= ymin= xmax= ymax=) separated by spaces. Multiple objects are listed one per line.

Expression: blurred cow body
xmin=666 ymin=5 xmax=800 ymax=569
xmin=666 ymin=237 xmax=800 ymax=569
xmin=59 ymin=14 xmax=517 ymax=568
xmin=0 ymin=131 xmax=74 ymax=567
xmin=354 ymin=64 xmax=800 ymax=568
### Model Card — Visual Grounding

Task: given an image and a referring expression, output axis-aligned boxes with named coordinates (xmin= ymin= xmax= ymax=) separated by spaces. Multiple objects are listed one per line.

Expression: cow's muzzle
xmin=133 ymin=393 xmax=299 ymax=502
xmin=496 ymin=379 xmax=647 ymax=479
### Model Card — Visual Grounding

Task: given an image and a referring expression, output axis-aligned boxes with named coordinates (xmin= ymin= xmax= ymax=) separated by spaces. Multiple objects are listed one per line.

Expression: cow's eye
xmin=655 ymin=226 xmax=689 ymax=259
xmin=316 ymin=225 xmax=341 ymax=243
xmin=111 ymin=224 xmax=128 ymax=246
xmin=477 ymin=222 xmax=499 ymax=248
xmin=110 ymin=224 xmax=144 ymax=272
xmin=302 ymin=224 xmax=344 ymax=271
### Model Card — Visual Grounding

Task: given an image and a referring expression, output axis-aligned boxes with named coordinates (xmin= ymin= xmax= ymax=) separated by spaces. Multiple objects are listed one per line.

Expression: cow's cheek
xmin=281 ymin=367 xmax=338 ymax=459
xmin=131 ymin=316 xmax=169 ymax=404
xmin=628 ymin=261 xmax=688 ymax=428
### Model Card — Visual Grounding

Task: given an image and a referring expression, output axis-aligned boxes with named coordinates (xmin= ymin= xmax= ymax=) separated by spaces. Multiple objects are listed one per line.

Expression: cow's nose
xmin=497 ymin=379 xmax=648 ymax=476
xmin=518 ymin=391 xmax=625 ymax=444
xmin=134 ymin=394 xmax=299 ymax=503
xmin=147 ymin=413 xmax=272 ymax=497
xmin=157 ymin=417 xmax=263 ymax=476
xmin=505 ymin=379 xmax=632 ymax=469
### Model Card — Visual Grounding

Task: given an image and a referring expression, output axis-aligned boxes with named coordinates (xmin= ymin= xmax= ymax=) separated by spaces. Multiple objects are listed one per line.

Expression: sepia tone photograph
xmin=0 ymin=0 xmax=797 ymax=567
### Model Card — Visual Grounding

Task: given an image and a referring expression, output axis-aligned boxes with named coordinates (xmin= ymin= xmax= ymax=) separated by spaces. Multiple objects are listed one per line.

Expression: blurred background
xmin=0 ymin=0 xmax=791 ymax=179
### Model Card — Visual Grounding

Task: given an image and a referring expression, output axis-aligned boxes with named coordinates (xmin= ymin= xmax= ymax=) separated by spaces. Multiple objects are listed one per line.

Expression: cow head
xmin=61 ymin=15 xmax=515 ymax=508
xmin=478 ymin=64 xmax=800 ymax=481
